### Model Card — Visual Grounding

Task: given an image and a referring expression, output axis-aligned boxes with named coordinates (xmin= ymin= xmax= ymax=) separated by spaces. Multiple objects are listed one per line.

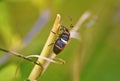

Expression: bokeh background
xmin=0 ymin=0 xmax=120 ymax=81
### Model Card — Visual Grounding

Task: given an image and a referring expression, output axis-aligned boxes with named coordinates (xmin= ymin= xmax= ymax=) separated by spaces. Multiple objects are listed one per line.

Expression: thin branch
xmin=70 ymin=11 xmax=91 ymax=39
xmin=28 ymin=14 xmax=61 ymax=81
xmin=71 ymin=11 xmax=91 ymax=81
xmin=72 ymin=11 xmax=90 ymax=31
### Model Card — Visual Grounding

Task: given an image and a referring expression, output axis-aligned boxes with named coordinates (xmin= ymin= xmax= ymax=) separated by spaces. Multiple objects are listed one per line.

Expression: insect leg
xmin=51 ymin=23 xmax=61 ymax=36
xmin=48 ymin=43 xmax=54 ymax=46
xmin=51 ymin=31 xmax=60 ymax=37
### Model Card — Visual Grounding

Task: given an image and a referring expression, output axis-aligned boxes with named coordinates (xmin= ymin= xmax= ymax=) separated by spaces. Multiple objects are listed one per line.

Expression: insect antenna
xmin=68 ymin=16 xmax=74 ymax=29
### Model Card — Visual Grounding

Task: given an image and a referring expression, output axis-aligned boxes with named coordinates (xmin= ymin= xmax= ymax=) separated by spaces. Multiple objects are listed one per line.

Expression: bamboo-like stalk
xmin=28 ymin=14 xmax=61 ymax=81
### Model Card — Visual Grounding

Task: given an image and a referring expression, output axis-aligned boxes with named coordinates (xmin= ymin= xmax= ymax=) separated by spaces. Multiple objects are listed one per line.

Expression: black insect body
xmin=53 ymin=27 xmax=70 ymax=54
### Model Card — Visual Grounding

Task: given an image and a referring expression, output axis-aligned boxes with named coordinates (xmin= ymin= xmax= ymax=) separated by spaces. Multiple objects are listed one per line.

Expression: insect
xmin=51 ymin=25 xmax=71 ymax=55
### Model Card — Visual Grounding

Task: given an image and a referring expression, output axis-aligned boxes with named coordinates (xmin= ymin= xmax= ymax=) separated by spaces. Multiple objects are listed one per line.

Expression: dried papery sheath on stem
xmin=28 ymin=14 xmax=61 ymax=81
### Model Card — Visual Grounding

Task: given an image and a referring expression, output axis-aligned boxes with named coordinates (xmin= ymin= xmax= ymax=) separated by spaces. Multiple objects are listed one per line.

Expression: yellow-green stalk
xmin=28 ymin=14 xmax=61 ymax=81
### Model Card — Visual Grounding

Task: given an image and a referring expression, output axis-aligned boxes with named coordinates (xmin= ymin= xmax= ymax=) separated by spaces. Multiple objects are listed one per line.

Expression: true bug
xmin=51 ymin=25 xmax=71 ymax=55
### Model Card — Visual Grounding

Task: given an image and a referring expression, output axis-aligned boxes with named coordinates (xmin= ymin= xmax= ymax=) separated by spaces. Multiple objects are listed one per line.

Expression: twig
xmin=70 ymin=11 xmax=91 ymax=39
xmin=71 ymin=11 xmax=90 ymax=31
xmin=71 ymin=11 xmax=91 ymax=81
xmin=28 ymin=14 xmax=61 ymax=81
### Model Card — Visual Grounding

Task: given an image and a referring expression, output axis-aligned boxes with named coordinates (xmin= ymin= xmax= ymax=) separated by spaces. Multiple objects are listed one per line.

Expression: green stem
xmin=28 ymin=14 xmax=61 ymax=81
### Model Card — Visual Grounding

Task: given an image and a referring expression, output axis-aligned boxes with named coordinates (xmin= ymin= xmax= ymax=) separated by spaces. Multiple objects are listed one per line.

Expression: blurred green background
xmin=0 ymin=0 xmax=120 ymax=81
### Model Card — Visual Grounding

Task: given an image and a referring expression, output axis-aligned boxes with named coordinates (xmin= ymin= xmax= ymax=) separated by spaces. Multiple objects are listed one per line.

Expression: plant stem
xmin=28 ymin=14 xmax=61 ymax=81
